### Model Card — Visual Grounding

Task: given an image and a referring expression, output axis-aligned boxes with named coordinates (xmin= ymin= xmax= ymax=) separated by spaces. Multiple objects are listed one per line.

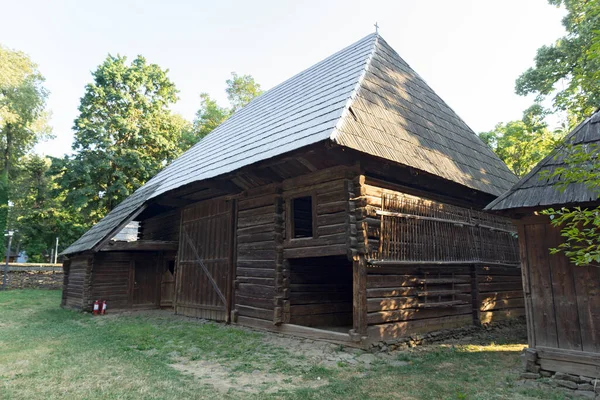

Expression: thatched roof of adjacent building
xmin=63 ymin=33 xmax=516 ymax=255
xmin=487 ymin=109 xmax=600 ymax=212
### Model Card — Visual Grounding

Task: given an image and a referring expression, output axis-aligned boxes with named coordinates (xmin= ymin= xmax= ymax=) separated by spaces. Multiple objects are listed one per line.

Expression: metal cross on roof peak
xmin=374 ymin=22 xmax=379 ymax=34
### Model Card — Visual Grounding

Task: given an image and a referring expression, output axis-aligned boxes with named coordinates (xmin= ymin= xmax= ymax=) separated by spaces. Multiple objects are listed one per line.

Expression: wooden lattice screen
xmin=375 ymin=194 xmax=519 ymax=265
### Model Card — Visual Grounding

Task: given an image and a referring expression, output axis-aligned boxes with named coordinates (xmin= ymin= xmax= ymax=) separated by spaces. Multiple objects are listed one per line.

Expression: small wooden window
xmin=291 ymin=196 xmax=313 ymax=238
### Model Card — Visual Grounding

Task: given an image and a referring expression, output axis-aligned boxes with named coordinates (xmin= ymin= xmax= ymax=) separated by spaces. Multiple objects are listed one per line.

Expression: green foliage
xmin=541 ymin=142 xmax=600 ymax=266
xmin=58 ymin=54 xmax=183 ymax=224
xmin=515 ymin=0 xmax=600 ymax=122
xmin=478 ymin=105 xmax=563 ymax=177
xmin=179 ymin=93 xmax=229 ymax=151
xmin=0 ymin=45 xmax=50 ymax=246
xmin=543 ymin=206 xmax=600 ymax=266
xmin=10 ymin=155 xmax=86 ymax=261
xmin=183 ymin=73 xmax=263 ymax=150
xmin=226 ymin=72 xmax=263 ymax=112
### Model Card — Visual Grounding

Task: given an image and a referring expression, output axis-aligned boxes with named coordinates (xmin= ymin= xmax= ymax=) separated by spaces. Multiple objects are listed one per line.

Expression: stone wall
xmin=4 ymin=270 xmax=63 ymax=290
xmin=520 ymin=370 xmax=599 ymax=398
xmin=369 ymin=317 xmax=526 ymax=352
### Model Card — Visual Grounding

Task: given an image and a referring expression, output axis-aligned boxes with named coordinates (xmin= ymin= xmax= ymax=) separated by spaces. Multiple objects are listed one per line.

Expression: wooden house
xmin=486 ymin=110 xmax=600 ymax=378
xmin=61 ymin=33 xmax=525 ymax=346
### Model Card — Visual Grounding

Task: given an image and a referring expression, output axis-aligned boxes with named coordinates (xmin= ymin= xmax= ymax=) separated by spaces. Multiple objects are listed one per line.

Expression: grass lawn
xmin=0 ymin=290 xmax=567 ymax=399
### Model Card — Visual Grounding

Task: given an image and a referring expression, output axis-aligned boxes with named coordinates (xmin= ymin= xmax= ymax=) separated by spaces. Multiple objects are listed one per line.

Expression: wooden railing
xmin=372 ymin=194 xmax=519 ymax=266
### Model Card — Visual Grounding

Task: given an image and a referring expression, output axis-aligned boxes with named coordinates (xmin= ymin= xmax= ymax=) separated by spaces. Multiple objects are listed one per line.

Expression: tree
xmin=59 ymin=55 xmax=183 ymax=224
xmin=0 ymin=45 xmax=50 ymax=241
xmin=179 ymin=93 xmax=229 ymax=151
xmin=184 ymin=73 xmax=263 ymax=150
xmin=542 ymin=142 xmax=600 ymax=267
xmin=516 ymin=0 xmax=600 ymax=123
xmin=10 ymin=155 xmax=86 ymax=262
xmin=478 ymin=105 xmax=563 ymax=177
xmin=226 ymin=72 xmax=263 ymax=112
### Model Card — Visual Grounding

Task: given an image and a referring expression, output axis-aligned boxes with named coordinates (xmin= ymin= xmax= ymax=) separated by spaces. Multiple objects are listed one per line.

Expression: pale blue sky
xmin=0 ymin=0 xmax=565 ymax=157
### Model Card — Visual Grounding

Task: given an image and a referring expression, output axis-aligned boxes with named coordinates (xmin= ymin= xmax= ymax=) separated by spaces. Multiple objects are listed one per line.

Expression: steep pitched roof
xmin=487 ymin=109 xmax=600 ymax=211
xmin=334 ymin=37 xmax=517 ymax=195
xmin=63 ymin=33 xmax=516 ymax=255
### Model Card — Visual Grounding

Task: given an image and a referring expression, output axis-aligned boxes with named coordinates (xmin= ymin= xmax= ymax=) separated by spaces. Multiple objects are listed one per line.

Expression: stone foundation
xmin=368 ymin=318 xmax=526 ymax=352
xmin=520 ymin=370 xmax=599 ymax=398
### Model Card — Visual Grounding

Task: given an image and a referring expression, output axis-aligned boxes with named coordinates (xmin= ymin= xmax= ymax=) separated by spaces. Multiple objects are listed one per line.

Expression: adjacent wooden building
xmin=486 ymin=110 xmax=600 ymax=378
xmin=61 ymin=33 xmax=524 ymax=346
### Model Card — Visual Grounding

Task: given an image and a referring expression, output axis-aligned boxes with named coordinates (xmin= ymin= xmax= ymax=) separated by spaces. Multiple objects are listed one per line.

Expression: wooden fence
xmin=374 ymin=194 xmax=519 ymax=265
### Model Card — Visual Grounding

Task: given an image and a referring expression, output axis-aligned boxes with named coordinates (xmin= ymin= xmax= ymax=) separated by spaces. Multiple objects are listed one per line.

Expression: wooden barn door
xmin=176 ymin=198 xmax=234 ymax=321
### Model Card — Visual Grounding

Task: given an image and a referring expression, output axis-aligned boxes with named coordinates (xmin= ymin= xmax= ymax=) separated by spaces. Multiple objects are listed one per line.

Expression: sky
xmin=0 ymin=0 xmax=566 ymax=158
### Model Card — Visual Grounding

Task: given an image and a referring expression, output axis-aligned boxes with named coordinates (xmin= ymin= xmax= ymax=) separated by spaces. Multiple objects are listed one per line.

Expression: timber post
xmin=349 ymin=173 xmax=368 ymax=340
xmin=273 ymin=186 xmax=288 ymax=325
xmin=470 ymin=264 xmax=481 ymax=326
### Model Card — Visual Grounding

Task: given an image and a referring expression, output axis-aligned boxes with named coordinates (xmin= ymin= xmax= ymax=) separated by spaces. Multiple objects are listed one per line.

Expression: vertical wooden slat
xmin=546 ymin=222 xmax=582 ymax=351
xmin=526 ymin=223 xmax=558 ymax=348
xmin=176 ymin=197 xmax=232 ymax=321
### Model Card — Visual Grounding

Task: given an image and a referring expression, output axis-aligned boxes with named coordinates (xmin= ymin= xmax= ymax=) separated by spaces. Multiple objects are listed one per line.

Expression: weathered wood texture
xmin=234 ymin=166 xmax=356 ymax=327
xmin=91 ymin=252 xmax=131 ymax=310
xmin=518 ymin=217 xmax=600 ymax=377
xmin=131 ymin=255 xmax=161 ymax=307
xmin=477 ymin=265 xmax=525 ymax=323
xmin=350 ymin=174 xmax=368 ymax=337
xmin=376 ymin=191 xmax=518 ymax=264
xmin=282 ymin=166 xmax=353 ymax=259
xmin=365 ymin=265 xmax=473 ymax=341
xmin=487 ymin=110 xmax=600 ymax=211
xmin=288 ymin=256 xmax=353 ymax=327
xmin=177 ymin=197 xmax=233 ymax=321
xmin=62 ymin=255 xmax=93 ymax=310
xmin=353 ymin=177 xmax=524 ymax=342
xmin=234 ymin=186 xmax=279 ymax=324
xmin=63 ymin=252 xmax=169 ymax=312
xmin=90 ymin=252 xmax=168 ymax=310
xmin=161 ymin=258 xmax=176 ymax=307
xmin=140 ymin=209 xmax=180 ymax=241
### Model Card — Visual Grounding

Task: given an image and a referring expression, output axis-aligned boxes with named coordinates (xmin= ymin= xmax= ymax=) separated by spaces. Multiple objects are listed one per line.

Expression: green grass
xmin=0 ymin=290 xmax=567 ymax=399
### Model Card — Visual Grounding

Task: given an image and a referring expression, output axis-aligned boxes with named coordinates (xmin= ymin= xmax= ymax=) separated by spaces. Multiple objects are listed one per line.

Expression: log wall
xmin=517 ymin=216 xmax=600 ymax=378
xmin=476 ymin=265 xmax=525 ymax=324
xmin=365 ymin=265 xmax=473 ymax=341
xmin=354 ymin=175 xmax=525 ymax=342
xmin=288 ymin=256 xmax=353 ymax=327
xmin=235 ymin=166 xmax=356 ymax=328
xmin=234 ymin=185 xmax=279 ymax=325
xmin=91 ymin=252 xmax=133 ymax=310
xmin=140 ymin=209 xmax=180 ymax=241
xmin=63 ymin=252 xmax=166 ymax=312
xmin=62 ymin=255 xmax=93 ymax=310
xmin=282 ymin=166 xmax=354 ymax=259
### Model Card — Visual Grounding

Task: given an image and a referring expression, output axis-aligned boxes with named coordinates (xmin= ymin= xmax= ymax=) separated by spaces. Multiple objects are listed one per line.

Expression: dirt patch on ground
xmin=124 ymin=309 xmax=527 ymax=395
xmin=171 ymin=359 xmax=327 ymax=394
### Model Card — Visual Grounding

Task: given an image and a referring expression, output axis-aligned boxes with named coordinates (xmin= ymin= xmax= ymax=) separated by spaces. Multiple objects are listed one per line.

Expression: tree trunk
xmin=0 ymin=125 xmax=12 ymax=258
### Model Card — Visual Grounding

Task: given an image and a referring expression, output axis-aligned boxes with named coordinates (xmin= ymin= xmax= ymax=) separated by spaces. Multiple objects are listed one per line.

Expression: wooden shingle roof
xmin=63 ymin=33 xmax=516 ymax=255
xmin=486 ymin=109 xmax=600 ymax=211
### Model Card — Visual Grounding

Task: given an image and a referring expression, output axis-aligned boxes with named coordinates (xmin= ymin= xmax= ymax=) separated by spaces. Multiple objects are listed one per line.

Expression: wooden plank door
xmin=132 ymin=257 xmax=160 ymax=307
xmin=160 ymin=257 xmax=176 ymax=308
xmin=176 ymin=198 xmax=234 ymax=321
